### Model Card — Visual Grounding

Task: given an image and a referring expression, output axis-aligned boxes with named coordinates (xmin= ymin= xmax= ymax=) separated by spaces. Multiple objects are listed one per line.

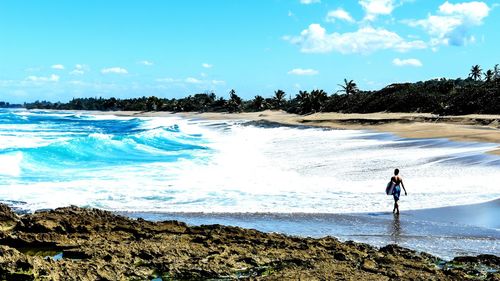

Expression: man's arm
xmin=401 ymin=179 xmax=407 ymax=195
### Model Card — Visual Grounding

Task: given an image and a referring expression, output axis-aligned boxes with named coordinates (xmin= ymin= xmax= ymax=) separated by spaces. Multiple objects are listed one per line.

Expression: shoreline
xmin=0 ymin=204 xmax=498 ymax=279
xmin=73 ymin=109 xmax=500 ymax=155
xmin=120 ymin=199 xmax=500 ymax=260
xmin=118 ymin=198 xmax=500 ymax=229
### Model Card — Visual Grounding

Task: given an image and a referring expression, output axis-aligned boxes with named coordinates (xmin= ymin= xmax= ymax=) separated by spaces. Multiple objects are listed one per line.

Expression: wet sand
xmin=122 ymin=199 xmax=500 ymax=260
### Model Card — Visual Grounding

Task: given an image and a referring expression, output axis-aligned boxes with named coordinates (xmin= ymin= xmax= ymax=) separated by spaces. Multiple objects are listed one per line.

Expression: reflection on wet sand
xmin=389 ymin=213 xmax=401 ymax=243
xmin=123 ymin=200 xmax=500 ymax=259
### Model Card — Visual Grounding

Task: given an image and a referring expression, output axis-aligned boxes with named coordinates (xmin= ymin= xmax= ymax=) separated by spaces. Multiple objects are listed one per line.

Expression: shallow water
xmin=1 ymin=109 xmax=500 ymax=214
xmin=124 ymin=205 xmax=500 ymax=260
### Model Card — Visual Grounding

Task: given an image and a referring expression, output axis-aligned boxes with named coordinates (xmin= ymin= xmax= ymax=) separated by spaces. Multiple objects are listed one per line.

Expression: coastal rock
xmin=0 ymin=204 xmax=19 ymax=231
xmin=0 ymin=205 xmax=498 ymax=280
xmin=361 ymin=258 xmax=378 ymax=273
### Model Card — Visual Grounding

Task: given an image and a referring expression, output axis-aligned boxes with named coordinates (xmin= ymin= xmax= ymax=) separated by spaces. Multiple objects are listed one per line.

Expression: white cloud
xmin=288 ymin=68 xmax=319 ymax=76
xmin=300 ymin=0 xmax=320 ymax=4
xmin=139 ymin=60 xmax=154 ymax=66
xmin=0 ymin=79 xmax=16 ymax=87
xmin=51 ymin=64 xmax=65 ymax=70
xmin=70 ymin=64 xmax=86 ymax=75
xmin=359 ymin=0 xmax=395 ymax=20
xmin=202 ymin=63 xmax=213 ymax=68
xmin=288 ymin=10 xmax=295 ymax=17
xmin=185 ymin=77 xmax=202 ymax=84
xmin=156 ymin=77 xmax=225 ymax=86
xmin=326 ymin=8 xmax=355 ymax=23
xmin=156 ymin=77 xmax=176 ymax=83
xmin=101 ymin=67 xmax=128 ymax=74
xmin=25 ymin=67 xmax=41 ymax=72
xmin=439 ymin=1 xmax=489 ymax=23
xmin=26 ymin=74 xmax=60 ymax=82
xmin=392 ymin=58 xmax=423 ymax=67
xmin=286 ymin=24 xmax=426 ymax=54
xmin=68 ymin=80 xmax=85 ymax=85
xmin=407 ymin=1 xmax=490 ymax=46
xmin=70 ymin=70 xmax=85 ymax=75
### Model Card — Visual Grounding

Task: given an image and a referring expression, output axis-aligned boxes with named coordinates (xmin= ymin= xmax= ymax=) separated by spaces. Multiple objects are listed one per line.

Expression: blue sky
xmin=1 ymin=0 xmax=499 ymax=103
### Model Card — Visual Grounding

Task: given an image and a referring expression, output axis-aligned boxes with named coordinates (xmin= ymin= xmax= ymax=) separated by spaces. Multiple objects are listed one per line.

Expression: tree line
xmin=22 ymin=64 xmax=500 ymax=115
xmin=0 ymin=101 xmax=23 ymax=108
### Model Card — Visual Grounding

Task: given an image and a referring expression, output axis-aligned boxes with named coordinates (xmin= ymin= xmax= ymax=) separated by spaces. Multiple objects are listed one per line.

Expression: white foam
xmin=0 ymin=152 xmax=23 ymax=177
xmin=1 ymin=112 xmax=499 ymax=213
xmin=157 ymin=123 xmax=500 ymax=213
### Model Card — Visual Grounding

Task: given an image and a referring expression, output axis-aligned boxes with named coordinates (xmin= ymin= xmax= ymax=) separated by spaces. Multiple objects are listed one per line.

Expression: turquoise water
xmin=0 ymin=109 xmax=213 ymax=211
xmin=1 ymin=109 xmax=500 ymax=213
xmin=1 ymin=110 xmax=207 ymax=169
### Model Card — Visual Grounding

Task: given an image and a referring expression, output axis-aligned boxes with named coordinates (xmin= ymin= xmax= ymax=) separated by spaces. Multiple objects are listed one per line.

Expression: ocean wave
xmin=0 ymin=110 xmax=211 ymax=183
xmin=1 ymin=109 xmax=499 ymax=214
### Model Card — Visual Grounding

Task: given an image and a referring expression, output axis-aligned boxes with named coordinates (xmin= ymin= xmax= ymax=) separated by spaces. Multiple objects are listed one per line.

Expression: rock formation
xmin=0 ymin=204 xmax=498 ymax=280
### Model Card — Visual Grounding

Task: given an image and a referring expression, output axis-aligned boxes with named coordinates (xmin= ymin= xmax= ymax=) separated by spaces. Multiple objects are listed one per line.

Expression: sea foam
xmin=0 ymin=109 xmax=499 ymax=213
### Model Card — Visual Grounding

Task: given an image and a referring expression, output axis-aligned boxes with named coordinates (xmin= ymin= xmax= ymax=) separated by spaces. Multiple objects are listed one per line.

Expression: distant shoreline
xmin=70 ymin=109 xmax=500 ymax=155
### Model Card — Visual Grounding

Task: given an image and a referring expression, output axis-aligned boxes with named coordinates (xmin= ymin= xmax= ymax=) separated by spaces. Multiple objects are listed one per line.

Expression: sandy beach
xmin=85 ymin=110 xmax=500 ymax=155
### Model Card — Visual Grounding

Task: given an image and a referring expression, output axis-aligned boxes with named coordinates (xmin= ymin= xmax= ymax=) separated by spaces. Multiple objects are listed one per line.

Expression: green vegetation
xmin=0 ymin=101 xmax=23 ymax=108
xmin=23 ymin=65 xmax=500 ymax=115
xmin=338 ymin=79 xmax=359 ymax=95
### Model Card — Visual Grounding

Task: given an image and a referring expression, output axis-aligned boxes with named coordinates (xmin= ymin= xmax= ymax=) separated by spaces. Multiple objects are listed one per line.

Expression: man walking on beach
xmin=391 ymin=169 xmax=407 ymax=214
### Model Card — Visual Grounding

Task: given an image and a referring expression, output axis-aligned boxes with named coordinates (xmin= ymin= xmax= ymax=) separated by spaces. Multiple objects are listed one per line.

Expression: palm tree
xmin=273 ymin=90 xmax=286 ymax=110
xmin=227 ymin=89 xmax=242 ymax=112
xmin=146 ymin=96 xmax=161 ymax=111
xmin=295 ymin=90 xmax=312 ymax=114
xmin=469 ymin=65 xmax=482 ymax=81
xmin=310 ymin=89 xmax=328 ymax=112
xmin=252 ymin=95 xmax=265 ymax=111
xmin=484 ymin=69 xmax=494 ymax=82
xmin=338 ymin=79 xmax=358 ymax=95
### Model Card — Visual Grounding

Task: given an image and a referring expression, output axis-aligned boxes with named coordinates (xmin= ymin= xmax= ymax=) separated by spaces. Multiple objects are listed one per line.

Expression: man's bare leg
xmin=393 ymin=200 xmax=399 ymax=214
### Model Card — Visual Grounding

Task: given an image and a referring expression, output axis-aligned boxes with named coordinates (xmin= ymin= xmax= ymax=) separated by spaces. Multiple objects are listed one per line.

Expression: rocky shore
xmin=0 ymin=204 xmax=498 ymax=280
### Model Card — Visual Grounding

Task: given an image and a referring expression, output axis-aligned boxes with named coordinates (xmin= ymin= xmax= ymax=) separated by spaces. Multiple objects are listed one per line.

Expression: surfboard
xmin=386 ymin=181 xmax=395 ymax=195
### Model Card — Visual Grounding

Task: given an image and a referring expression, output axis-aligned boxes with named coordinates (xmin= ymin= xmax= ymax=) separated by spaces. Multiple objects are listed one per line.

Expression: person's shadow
xmin=389 ymin=213 xmax=401 ymax=243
